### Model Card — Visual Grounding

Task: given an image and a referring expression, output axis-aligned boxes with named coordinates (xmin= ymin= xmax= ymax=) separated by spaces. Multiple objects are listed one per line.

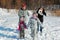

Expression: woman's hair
xmin=36 ymin=7 xmax=46 ymax=16
xmin=36 ymin=7 xmax=45 ymax=13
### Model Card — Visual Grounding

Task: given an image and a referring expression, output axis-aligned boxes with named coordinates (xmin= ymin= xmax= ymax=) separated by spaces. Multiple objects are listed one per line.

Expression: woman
xmin=18 ymin=3 xmax=29 ymax=25
xmin=37 ymin=7 xmax=46 ymax=33
xmin=18 ymin=3 xmax=29 ymax=39
xmin=37 ymin=7 xmax=46 ymax=23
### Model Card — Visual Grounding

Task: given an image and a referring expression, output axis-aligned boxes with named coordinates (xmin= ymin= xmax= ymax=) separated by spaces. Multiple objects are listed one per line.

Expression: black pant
xmin=40 ymin=26 xmax=43 ymax=33
xmin=38 ymin=15 xmax=43 ymax=33
xmin=20 ymin=27 xmax=25 ymax=39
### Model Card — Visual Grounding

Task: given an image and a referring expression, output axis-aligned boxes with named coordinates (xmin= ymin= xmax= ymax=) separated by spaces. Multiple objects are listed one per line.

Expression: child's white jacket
xmin=28 ymin=17 xmax=42 ymax=31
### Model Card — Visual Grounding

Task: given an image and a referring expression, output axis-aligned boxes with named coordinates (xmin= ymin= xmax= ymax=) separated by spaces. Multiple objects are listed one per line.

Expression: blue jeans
xmin=37 ymin=26 xmax=43 ymax=33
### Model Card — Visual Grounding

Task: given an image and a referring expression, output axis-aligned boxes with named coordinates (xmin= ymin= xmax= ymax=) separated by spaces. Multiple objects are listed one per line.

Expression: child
xmin=18 ymin=16 xmax=27 ymax=39
xmin=28 ymin=12 xmax=42 ymax=40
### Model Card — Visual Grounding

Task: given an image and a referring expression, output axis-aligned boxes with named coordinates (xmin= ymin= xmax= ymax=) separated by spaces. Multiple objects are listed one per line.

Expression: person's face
xmin=39 ymin=8 xmax=43 ymax=13
xmin=33 ymin=13 xmax=38 ymax=18
xmin=20 ymin=17 xmax=24 ymax=21
xmin=35 ymin=13 xmax=38 ymax=17
xmin=22 ymin=6 xmax=26 ymax=10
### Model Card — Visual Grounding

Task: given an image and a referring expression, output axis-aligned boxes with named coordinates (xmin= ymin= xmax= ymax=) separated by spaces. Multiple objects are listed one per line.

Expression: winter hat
xmin=22 ymin=3 xmax=26 ymax=7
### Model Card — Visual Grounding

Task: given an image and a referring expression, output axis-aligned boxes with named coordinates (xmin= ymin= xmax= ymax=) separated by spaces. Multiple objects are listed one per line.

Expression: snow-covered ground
xmin=0 ymin=8 xmax=60 ymax=40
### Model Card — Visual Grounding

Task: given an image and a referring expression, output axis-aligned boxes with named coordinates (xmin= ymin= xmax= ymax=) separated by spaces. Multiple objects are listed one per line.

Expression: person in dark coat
xmin=18 ymin=3 xmax=29 ymax=39
xmin=37 ymin=7 xmax=46 ymax=23
xmin=36 ymin=7 xmax=46 ymax=33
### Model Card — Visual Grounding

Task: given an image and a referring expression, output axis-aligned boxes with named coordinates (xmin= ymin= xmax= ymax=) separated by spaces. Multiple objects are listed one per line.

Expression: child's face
xmin=20 ymin=17 xmax=24 ymax=21
xmin=33 ymin=13 xmax=38 ymax=18
xmin=22 ymin=6 xmax=26 ymax=10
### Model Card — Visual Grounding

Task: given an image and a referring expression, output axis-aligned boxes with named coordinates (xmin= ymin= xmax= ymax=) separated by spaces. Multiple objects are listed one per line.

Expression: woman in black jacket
xmin=37 ymin=7 xmax=46 ymax=34
xmin=37 ymin=7 xmax=46 ymax=23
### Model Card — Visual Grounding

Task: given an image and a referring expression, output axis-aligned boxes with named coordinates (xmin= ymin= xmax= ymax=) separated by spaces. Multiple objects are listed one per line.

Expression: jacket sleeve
xmin=28 ymin=19 xmax=31 ymax=28
xmin=18 ymin=10 xmax=20 ymax=17
xmin=37 ymin=18 xmax=42 ymax=27
xmin=18 ymin=10 xmax=23 ymax=17
xmin=28 ymin=18 xmax=34 ymax=28
xmin=43 ymin=12 xmax=46 ymax=16
xmin=23 ymin=22 xmax=27 ymax=29
xmin=27 ymin=11 xmax=29 ymax=16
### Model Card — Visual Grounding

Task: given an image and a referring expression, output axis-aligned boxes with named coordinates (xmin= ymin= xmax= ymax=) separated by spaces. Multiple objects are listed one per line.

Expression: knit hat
xmin=22 ymin=3 xmax=26 ymax=7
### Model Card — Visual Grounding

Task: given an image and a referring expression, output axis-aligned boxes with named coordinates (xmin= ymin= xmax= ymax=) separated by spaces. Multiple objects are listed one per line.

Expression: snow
xmin=0 ymin=8 xmax=60 ymax=40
